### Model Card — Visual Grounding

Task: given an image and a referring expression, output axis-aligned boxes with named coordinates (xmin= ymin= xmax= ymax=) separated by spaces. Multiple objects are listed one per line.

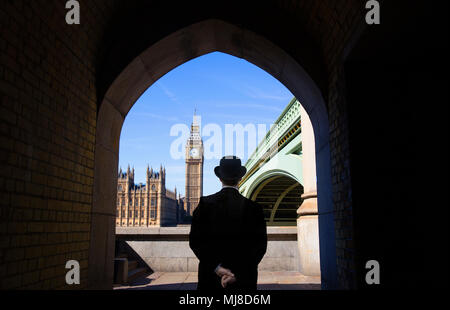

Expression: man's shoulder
xmin=200 ymin=191 xmax=223 ymax=204
xmin=197 ymin=190 xmax=230 ymax=205
xmin=243 ymin=196 xmax=263 ymax=211
xmin=195 ymin=192 xmax=221 ymax=215
xmin=237 ymin=193 xmax=255 ymax=205
xmin=202 ymin=190 xmax=261 ymax=208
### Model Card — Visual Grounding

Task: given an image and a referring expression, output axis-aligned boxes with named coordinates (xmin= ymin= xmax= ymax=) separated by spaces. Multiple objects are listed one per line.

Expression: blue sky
xmin=119 ymin=52 xmax=294 ymax=196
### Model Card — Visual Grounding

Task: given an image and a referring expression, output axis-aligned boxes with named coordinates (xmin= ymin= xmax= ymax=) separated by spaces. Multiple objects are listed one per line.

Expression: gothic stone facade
xmin=116 ymin=165 xmax=182 ymax=227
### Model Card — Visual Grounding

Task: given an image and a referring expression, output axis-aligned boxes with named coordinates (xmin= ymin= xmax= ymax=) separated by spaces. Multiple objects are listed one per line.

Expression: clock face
xmin=189 ymin=148 xmax=199 ymax=157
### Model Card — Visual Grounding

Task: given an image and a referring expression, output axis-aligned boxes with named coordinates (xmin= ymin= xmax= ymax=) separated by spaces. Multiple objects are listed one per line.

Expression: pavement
xmin=113 ymin=271 xmax=321 ymax=290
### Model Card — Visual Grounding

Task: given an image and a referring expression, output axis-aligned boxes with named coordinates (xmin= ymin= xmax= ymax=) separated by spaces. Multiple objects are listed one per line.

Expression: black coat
xmin=189 ymin=187 xmax=267 ymax=290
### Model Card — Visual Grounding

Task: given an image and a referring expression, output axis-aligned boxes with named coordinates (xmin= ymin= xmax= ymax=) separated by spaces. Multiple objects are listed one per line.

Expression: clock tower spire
xmin=185 ymin=113 xmax=204 ymax=216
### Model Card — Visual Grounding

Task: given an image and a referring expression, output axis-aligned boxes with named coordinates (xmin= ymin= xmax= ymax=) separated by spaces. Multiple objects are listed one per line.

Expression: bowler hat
xmin=214 ymin=156 xmax=247 ymax=180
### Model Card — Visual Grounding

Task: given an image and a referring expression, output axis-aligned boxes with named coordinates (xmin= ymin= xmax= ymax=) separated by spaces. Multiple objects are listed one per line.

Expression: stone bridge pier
xmin=297 ymin=106 xmax=320 ymax=276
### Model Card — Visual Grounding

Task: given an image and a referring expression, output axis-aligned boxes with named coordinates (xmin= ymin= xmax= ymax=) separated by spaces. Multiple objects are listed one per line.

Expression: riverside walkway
xmin=114 ymin=271 xmax=321 ymax=290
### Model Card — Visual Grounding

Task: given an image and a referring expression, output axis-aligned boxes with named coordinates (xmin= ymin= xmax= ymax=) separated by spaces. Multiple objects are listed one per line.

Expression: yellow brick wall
xmin=0 ymin=0 xmax=118 ymax=289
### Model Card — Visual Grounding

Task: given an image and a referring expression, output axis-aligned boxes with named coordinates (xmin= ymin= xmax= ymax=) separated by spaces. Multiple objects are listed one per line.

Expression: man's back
xmin=189 ymin=187 xmax=267 ymax=290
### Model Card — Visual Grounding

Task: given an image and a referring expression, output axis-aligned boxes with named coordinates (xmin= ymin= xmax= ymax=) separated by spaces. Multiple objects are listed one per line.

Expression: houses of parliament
xmin=116 ymin=115 xmax=204 ymax=227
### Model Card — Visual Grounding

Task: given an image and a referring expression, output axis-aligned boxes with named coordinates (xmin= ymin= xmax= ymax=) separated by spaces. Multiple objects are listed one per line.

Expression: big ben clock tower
xmin=185 ymin=113 xmax=203 ymax=216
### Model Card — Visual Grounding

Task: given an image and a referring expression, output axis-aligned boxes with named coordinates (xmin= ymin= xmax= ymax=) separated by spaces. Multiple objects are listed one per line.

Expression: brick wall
xmin=317 ymin=2 xmax=366 ymax=290
xmin=278 ymin=0 xmax=366 ymax=288
xmin=0 ymin=0 xmax=117 ymax=289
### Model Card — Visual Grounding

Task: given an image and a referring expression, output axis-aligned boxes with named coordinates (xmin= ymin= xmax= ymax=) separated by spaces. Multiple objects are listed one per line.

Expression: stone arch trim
xmin=91 ymin=19 xmax=337 ymax=289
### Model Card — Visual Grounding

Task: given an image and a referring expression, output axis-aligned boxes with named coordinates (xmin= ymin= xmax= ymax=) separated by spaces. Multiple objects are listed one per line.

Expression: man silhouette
xmin=189 ymin=156 xmax=267 ymax=290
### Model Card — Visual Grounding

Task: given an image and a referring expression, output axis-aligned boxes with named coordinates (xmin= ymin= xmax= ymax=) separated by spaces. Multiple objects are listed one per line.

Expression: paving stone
xmin=114 ymin=271 xmax=321 ymax=290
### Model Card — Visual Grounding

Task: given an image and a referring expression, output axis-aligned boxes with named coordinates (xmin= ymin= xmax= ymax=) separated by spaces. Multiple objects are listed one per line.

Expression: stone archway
xmin=90 ymin=19 xmax=337 ymax=289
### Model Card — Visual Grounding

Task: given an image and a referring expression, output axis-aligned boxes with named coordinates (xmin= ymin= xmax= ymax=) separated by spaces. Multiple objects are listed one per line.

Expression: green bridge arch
xmin=239 ymin=99 xmax=305 ymax=226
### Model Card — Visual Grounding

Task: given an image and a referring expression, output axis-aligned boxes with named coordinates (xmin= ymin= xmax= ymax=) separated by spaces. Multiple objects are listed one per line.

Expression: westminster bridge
xmin=239 ymin=98 xmax=320 ymax=276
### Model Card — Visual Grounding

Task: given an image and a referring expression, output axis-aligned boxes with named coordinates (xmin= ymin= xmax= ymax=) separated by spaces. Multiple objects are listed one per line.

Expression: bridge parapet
xmin=243 ymin=98 xmax=302 ymax=184
xmin=115 ymin=226 xmax=300 ymax=272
